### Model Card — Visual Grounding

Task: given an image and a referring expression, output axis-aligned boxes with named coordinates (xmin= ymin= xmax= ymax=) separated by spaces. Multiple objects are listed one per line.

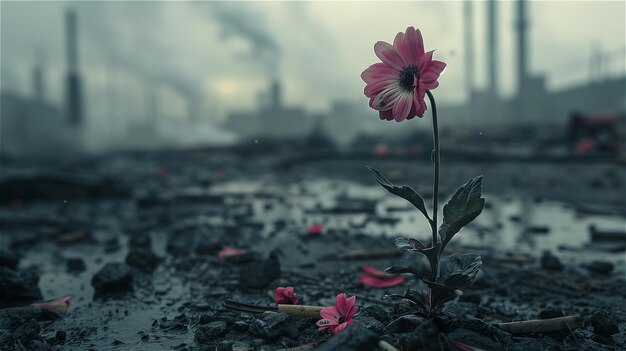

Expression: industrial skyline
xmin=1 ymin=1 xmax=624 ymax=154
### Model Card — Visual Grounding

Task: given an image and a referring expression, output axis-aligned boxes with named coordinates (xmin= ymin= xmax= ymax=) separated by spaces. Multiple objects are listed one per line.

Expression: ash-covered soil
xmin=1 ymin=148 xmax=624 ymax=350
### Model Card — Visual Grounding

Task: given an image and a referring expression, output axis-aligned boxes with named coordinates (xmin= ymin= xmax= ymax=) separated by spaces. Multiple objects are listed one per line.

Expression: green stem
xmin=426 ymin=90 xmax=439 ymax=247
xmin=426 ymin=90 xmax=440 ymax=281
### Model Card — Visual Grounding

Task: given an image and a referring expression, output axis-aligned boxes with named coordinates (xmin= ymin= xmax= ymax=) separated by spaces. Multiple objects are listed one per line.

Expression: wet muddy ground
xmin=1 ymin=148 xmax=624 ymax=350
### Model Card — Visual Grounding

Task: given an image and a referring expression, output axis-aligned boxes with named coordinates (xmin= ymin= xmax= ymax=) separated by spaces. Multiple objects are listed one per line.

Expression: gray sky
xmin=1 ymin=1 xmax=624 ymax=122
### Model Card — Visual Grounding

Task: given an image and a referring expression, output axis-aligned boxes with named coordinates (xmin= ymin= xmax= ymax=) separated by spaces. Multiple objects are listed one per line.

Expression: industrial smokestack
xmin=65 ymin=8 xmax=83 ymax=126
xmin=487 ymin=0 xmax=498 ymax=97
xmin=516 ymin=0 xmax=528 ymax=93
xmin=32 ymin=65 xmax=44 ymax=102
xmin=270 ymin=80 xmax=281 ymax=109
xmin=464 ymin=1 xmax=475 ymax=96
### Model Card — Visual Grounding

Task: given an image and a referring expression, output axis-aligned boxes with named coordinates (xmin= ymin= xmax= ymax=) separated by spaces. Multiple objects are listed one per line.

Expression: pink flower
xmin=361 ymin=26 xmax=446 ymax=122
xmin=32 ymin=296 xmax=71 ymax=316
xmin=306 ymin=224 xmax=323 ymax=236
xmin=358 ymin=265 xmax=405 ymax=288
xmin=217 ymin=246 xmax=247 ymax=262
xmin=274 ymin=286 xmax=299 ymax=304
xmin=316 ymin=293 xmax=358 ymax=334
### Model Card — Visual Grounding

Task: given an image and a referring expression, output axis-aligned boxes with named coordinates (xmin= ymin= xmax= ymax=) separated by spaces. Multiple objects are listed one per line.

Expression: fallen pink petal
xmin=316 ymin=293 xmax=358 ymax=334
xmin=359 ymin=265 xmax=405 ymax=288
xmin=306 ymin=224 xmax=323 ymax=236
xmin=273 ymin=286 xmax=299 ymax=304
xmin=217 ymin=246 xmax=247 ymax=262
xmin=32 ymin=295 xmax=72 ymax=316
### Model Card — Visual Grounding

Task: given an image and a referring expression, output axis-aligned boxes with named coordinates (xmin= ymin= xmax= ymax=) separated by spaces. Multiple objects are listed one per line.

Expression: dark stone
xmin=195 ymin=241 xmax=223 ymax=255
xmin=585 ymin=261 xmax=614 ymax=275
xmin=445 ymin=328 xmax=502 ymax=350
xmin=128 ymin=234 xmax=151 ymax=249
xmin=25 ymin=340 xmax=51 ymax=351
xmin=540 ymin=251 xmax=563 ymax=271
xmin=238 ymin=256 xmax=280 ymax=290
xmin=458 ymin=292 xmax=482 ymax=305
xmin=353 ymin=315 xmax=385 ymax=335
xmin=442 ymin=301 xmax=480 ymax=318
xmin=15 ymin=319 xmax=42 ymax=346
xmin=590 ymin=311 xmax=619 ymax=336
xmin=248 ymin=313 xmax=297 ymax=342
xmin=0 ymin=249 xmax=20 ymax=269
xmin=507 ymin=337 xmax=562 ymax=351
xmin=361 ymin=305 xmax=389 ymax=324
xmin=195 ymin=321 xmax=228 ymax=343
xmin=66 ymin=258 xmax=86 ymax=272
xmin=125 ymin=249 xmax=161 ymax=272
xmin=0 ymin=267 xmax=43 ymax=308
xmin=233 ymin=320 xmax=249 ymax=332
xmin=538 ymin=307 xmax=564 ymax=319
xmin=315 ymin=325 xmax=379 ymax=351
xmin=91 ymin=263 xmax=134 ymax=296
xmin=387 ymin=315 xmax=435 ymax=334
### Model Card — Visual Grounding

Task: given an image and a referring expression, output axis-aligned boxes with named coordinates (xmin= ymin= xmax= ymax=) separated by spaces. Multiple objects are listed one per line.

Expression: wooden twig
xmin=224 ymin=300 xmax=323 ymax=318
xmin=378 ymin=340 xmax=399 ymax=351
xmin=497 ymin=315 xmax=584 ymax=334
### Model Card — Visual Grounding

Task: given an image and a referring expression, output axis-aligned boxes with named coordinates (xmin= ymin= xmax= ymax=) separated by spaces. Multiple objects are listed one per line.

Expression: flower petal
xmin=419 ymin=50 xmax=435 ymax=74
xmin=393 ymin=92 xmax=413 ymax=122
xmin=374 ymin=41 xmax=404 ymax=70
xmin=332 ymin=321 xmax=351 ymax=334
xmin=372 ymin=85 xmax=402 ymax=111
xmin=405 ymin=26 xmax=425 ymax=63
xmin=378 ymin=109 xmax=393 ymax=121
xmin=320 ymin=306 xmax=340 ymax=322
xmin=414 ymin=90 xmax=428 ymax=117
xmin=361 ymin=63 xmax=398 ymax=84
xmin=364 ymin=79 xmax=397 ymax=98
xmin=393 ymin=31 xmax=412 ymax=65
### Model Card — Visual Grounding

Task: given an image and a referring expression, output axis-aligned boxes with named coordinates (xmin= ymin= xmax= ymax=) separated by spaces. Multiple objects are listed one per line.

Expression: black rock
xmin=590 ymin=311 xmax=619 ymax=336
xmin=25 ymin=340 xmax=52 ymax=351
xmin=507 ymin=337 xmax=562 ymax=351
xmin=66 ymin=258 xmax=86 ymax=273
xmin=361 ymin=305 xmax=389 ymax=324
xmin=125 ymin=249 xmax=161 ymax=272
xmin=15 ymin=319 xmax=42 ymax=346
xmin=387 ymin=315 xmax=435 ymax=334
xmin=539 ymin=307 xmax=564 ymax=319
xmin=458 ymin=292 xmax=482 ymax=305
xmin=128 ymin=233 xmax=151 ymax=249
xmin=238 ymin=256 xmax=280 ymax=290
xmin=0 ymin=267 xmax=43 ymax=308
xmin=442 ymin=301 xmax=480 ymax=318
xmin=540 ymin=251 xmax=563 ymax=271
xmin=195 ymin=321 xmax=228 ymax=343
xmin=233 ymin=320 xmax=249 ymax=332
xmin=315 ymin=325 xmax=379 ymax=351
xmin=249 ymin=313 xmax=298 ymax=342
xmin=445 ymin=328 xmax=501 ymax=350
xmin=585 ymin=261 xmax=614 ymax=275
xmin=91 ymin=263 xmax=134 ymax=296
xmin=0 ymin=249 xmax=20 ymax=269
xmin=353 ymin=315 xmax=385 ymax=335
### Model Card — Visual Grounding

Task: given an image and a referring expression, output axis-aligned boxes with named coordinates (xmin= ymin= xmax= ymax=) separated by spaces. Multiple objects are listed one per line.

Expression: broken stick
xmin=497 ymin=315 xmax=584 ymax=334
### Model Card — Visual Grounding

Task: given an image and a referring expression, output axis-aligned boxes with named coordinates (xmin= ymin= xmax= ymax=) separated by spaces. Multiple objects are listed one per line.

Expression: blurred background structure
xmin=1 ymin=1 xmax=624 ymax=158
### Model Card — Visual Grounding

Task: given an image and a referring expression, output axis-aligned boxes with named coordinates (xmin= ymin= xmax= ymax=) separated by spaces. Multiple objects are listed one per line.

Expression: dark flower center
xmin=399 ymin=64 xmax=420 ymax=91
xmin=338 ymin=316 xmax=345 ymax=324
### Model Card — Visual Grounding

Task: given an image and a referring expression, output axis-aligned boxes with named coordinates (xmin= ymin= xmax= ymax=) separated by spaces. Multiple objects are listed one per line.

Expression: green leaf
xmin=438 ymin=253 xmax=482 ymax=290
xmin=384 ymin=265 xmax=423 ymax=277
xmin=438 ymin=176 xmax=485 ymax=249
xmin=366 ymin=166 xmax=431 ymax=221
